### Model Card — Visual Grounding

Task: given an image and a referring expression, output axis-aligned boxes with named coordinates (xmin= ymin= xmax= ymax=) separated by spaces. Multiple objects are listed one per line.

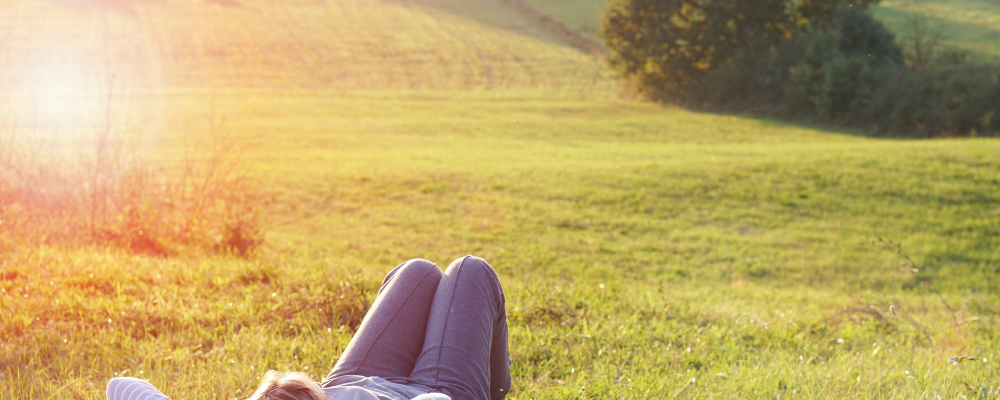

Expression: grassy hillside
xmin=0 ymin=0 xmax=614 ymax=92
xmin=873 ymin=0 xmax=1000 ymax=60
xmin=2 ymin=0 xmax=999 ymax=399
xmin=522 ymin=0 xmax=606 ymax=36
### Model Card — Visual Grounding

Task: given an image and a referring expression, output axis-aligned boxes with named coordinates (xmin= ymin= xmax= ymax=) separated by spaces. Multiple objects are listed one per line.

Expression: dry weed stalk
xmin=0 ymin=76 xmax=265 ymax=256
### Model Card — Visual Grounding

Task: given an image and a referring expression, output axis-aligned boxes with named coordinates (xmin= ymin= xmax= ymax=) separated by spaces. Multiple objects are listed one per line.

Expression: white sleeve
xmin=106 ymin=377 xmax=172 ymax=400
xmin=412 ymin=394 xmax=451 ymax=400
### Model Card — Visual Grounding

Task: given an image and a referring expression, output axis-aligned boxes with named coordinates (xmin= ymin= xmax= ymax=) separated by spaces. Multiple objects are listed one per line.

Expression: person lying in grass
xmin=106 ymin=256 xmax=512 ymax=400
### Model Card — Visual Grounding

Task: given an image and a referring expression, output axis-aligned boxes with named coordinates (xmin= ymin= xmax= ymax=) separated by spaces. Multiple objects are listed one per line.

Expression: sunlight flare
xmin=0 ymin=0 xmax=163 ymax=156
xmin=21 ymin=57 xmax=102 ymax=130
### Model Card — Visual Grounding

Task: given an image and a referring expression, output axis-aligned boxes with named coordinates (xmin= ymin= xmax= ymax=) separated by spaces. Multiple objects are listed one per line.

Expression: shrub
xmin=870 ymin=64 xmax=1000 ymax=137
xmin=698 ymin=6 xmax=901 ymax=120
xmin=789 ymin=8 xmax=902 ymax=120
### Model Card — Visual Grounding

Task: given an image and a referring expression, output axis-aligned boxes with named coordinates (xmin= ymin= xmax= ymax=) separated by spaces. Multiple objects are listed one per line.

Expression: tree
xmin=795 ymin=0 xmax=880 ymax=30
xmin=789 ymin=7 xmax=903 ymax=119
xmin=599 ymin=0 xmax=879 ymax=102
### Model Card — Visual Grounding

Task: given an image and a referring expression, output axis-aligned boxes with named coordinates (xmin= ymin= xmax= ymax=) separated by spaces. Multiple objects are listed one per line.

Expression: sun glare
xmin=0 ymin=0 xmax=163 ymax=147
xmin=2 ymin=46 xmax=113 ymax=144
xmin=27 ymin=61 xmax=96 ymax=128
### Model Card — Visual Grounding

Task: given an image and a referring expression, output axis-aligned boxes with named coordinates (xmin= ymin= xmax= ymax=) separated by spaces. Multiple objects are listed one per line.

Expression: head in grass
xmin=246 ymin=370 xmax=325 ymax=400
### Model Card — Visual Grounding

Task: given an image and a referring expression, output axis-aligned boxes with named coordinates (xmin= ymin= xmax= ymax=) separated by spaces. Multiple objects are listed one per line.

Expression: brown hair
xmin=245 ymin=370 xmax=326 ymax=400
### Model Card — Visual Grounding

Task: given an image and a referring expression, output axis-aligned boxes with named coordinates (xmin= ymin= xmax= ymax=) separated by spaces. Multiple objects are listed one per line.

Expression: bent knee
xmin=400 ymin=258 xmax=439 ymax=274
xmin=382 ymin=258 xmax=442 ymax=290
xmin=457 ymin=255 xmax=490 ymax=270
xmin=395 ymin=259 xmax=443 ymax=282
xmin=453 ymin=255 xmax=503 ymax=287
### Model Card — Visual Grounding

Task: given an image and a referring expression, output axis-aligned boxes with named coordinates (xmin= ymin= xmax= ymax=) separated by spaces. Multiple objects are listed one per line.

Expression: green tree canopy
xmin=599 ymin=0 xmax=878 ymax=101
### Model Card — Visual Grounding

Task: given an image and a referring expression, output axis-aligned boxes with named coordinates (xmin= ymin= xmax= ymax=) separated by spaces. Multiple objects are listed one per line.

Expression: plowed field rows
xmin=0 ymin=0 xmax=614 ymax=91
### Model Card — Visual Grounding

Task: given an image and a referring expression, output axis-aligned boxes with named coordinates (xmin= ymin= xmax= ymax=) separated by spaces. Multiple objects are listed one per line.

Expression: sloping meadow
xmin=1 ymin=0 xmax=999 ymax=398
xmin=5 ymin=92 xmax=999 ymax=398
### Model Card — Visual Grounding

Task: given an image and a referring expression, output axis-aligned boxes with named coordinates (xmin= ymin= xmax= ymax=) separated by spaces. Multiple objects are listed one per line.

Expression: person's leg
xmin=323 ymin=259 xmax=443 ymax=384
xmin=409 ymin=256 xmax=512 ymax=400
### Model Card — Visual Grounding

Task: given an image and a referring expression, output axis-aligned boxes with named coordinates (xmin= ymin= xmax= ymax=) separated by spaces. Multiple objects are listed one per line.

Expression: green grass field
xmin=873 ymin=0 xmax=1000 ymax=60
xmin=2 ymin=0 xmax=999 ymax=399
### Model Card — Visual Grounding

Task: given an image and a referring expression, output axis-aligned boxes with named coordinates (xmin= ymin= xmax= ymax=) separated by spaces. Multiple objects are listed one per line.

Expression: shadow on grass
xmin=382 ymin=0 xmax=595 ymax=55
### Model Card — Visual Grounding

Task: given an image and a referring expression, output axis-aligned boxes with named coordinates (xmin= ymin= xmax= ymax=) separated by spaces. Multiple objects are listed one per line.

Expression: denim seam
xmin=352 ymin=261 xmax=437 ymax=376
xmin=431 ymin=255 xmax=470 ymax=384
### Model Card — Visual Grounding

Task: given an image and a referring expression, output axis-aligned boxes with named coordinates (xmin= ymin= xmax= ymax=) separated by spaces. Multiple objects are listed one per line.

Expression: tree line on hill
xmin=599 ymin=0 xmax=1000 ymax=138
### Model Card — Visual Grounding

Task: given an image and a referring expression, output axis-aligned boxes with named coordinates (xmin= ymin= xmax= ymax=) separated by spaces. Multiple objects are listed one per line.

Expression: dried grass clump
xmin=0 ymin=126 xmax=267 ymax=257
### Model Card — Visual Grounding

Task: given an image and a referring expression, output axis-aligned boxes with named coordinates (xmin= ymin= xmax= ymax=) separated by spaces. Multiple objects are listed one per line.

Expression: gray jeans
xmin=323 ymin=256 xmax=512 ymax=400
